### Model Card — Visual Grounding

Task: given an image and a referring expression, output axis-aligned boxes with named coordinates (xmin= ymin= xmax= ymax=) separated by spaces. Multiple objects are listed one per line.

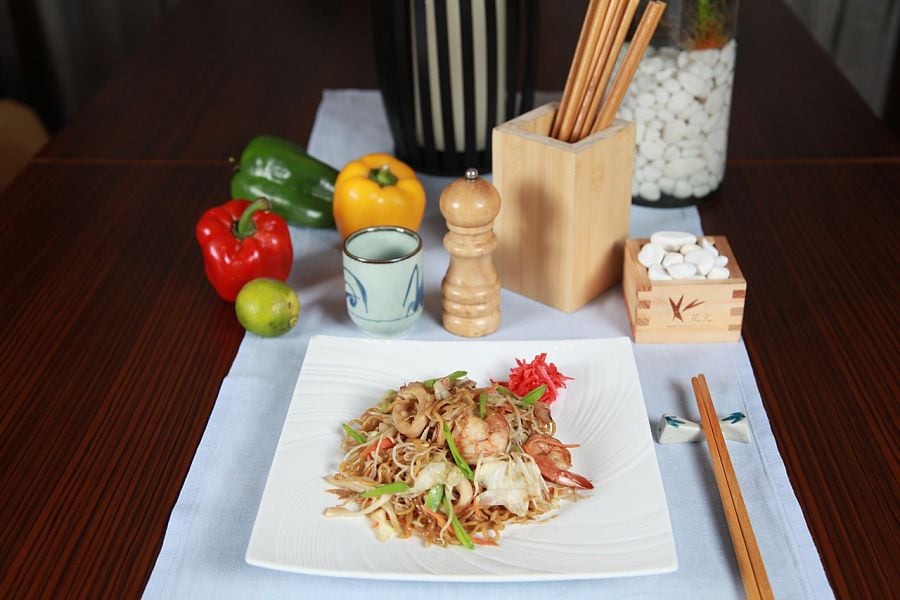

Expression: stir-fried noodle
xmin=325 ymin=372 xmax=593 ymax=548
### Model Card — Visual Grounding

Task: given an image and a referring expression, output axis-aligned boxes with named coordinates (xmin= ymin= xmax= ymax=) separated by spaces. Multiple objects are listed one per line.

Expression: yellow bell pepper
xmin=333 ymin=153 xmax=426 ymax=239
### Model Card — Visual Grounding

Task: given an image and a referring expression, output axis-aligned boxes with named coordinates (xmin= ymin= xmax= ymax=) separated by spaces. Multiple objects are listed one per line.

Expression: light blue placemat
xmin=143 ymin=90 xmax=832 ymax=599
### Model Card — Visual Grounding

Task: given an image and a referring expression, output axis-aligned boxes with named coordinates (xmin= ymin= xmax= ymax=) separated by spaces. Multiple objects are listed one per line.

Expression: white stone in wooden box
xmin=623 ymin=236 xmax=746 ymax=343
xmin=492 ymin=102 xmax=635 ymax=313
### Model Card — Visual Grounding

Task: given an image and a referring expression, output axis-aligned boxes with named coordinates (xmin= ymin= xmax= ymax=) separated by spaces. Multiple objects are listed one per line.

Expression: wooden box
xmin=623 ymin=236 xmax=747 ymax=343
xmin=492 ymin=102 xmax=635 ymax=312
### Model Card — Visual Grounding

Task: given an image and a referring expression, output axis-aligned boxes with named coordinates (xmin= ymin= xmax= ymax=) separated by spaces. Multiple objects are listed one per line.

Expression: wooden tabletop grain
xmin=2 ymin=0 xmax=898 ymax=598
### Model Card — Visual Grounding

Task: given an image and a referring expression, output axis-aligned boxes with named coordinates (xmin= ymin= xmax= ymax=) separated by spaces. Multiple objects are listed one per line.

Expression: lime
xmin=235 ymin=278 xmax=300 ymax=337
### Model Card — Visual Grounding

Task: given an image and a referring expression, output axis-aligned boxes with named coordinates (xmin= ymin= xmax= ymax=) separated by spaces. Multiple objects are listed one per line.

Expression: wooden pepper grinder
xmin=439 ymin=168 xmax=501 ymax=337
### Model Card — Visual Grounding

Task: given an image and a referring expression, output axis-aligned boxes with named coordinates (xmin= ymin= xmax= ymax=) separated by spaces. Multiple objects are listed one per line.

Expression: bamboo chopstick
xmin=552 ymin=0 xmax=665 ymax=142
xmin=569 ymin=0 xmax=625 ymax=141
xmin=554 ymin=0 xmax=610 ymax=142
xmin=550 ymin=0 xmax=601 ymax=139
xmin=593 ymin=0 xmax=666 ymax=133
xmin=692 ymin=374 xmax=774 ymax=600
xmin=581 ymin=0 xmax=640 ymax=135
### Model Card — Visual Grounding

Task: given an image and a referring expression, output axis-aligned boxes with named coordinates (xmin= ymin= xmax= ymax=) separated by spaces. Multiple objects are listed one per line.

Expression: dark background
xmin=1 ymin=0 xmax=899 ymax=135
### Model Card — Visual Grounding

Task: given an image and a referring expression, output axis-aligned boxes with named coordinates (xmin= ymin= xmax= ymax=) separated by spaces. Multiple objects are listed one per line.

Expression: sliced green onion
xmin=478 ymin=391 xmax=488 ymax=419
xmin=495 ymin=385 xmax=516 ymax=398
xmin=358 ymin=481 xmax=410 ymax=498
xmin=425 ymin=484 xmax=445 ymax=511
xmin=520 ymin=384 xmax=547 ymax=406
xmin=442 ymin=422 xmax=474 ymax=480
xmin=424 ymin=370 xmax=468 ymax=389
xmin=443 ymin=494 xmax=474 ymax=550
xmin=342 ymin=423 xmax=367 ymax=444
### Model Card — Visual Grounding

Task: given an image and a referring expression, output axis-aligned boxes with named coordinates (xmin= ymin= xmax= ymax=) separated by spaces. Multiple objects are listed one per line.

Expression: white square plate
xmin=246 ymin=335 xmax=676 ymax=581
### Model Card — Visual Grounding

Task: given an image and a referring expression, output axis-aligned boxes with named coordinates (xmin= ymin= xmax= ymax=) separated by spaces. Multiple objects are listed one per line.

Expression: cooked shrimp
xmin=410 ymin=460 xmax=473 ymax=508
xmin=453 ymin=412 xmax=509 ymax=465
xmin=523 ymin=433 xmax=593 ymax=489
xmin=392 ymin=382 xmax=433 ymax=437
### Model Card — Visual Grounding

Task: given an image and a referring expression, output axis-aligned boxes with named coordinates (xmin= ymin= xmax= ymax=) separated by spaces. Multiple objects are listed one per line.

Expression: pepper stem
xmin=369 ymin=165 xmax=398 ymax=187
xmin=234 ymin=198 xmax=271 ymax=239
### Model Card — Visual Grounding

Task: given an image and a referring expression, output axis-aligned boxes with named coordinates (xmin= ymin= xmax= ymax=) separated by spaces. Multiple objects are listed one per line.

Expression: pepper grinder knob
xmin=439 ymin=168 xmax=501 ymax=337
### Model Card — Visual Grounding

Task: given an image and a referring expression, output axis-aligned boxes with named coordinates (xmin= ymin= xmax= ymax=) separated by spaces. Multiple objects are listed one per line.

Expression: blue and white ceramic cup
xmin=342 ymin=226 xmax=424 ymax=336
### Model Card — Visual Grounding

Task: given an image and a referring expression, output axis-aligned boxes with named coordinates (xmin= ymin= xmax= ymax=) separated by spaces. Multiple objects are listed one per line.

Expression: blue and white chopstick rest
xmin=657 ymin=412 xmax=750 ymax=444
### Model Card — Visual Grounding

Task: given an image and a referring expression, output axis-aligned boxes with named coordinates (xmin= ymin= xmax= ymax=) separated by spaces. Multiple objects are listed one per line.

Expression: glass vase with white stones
xmin=617 ymin=0 xmax=739 ymax=207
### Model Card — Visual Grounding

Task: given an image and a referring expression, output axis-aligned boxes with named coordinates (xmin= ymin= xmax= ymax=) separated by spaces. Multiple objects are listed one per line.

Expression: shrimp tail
xmin=554 ymin=470 xmax=594 ymax=490
xmin=532 ymin=455 xmax=595 ymax=490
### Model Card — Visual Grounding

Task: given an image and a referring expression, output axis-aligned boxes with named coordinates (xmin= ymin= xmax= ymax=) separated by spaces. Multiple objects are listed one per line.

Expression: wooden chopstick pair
xmin=551 ymin=0 xmax=666 ymax=142
xmin=692 ymin=374 xmax=774 ymax=600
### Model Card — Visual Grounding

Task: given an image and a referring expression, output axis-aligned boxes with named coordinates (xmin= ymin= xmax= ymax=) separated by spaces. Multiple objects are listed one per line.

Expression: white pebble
xmin=647 ymin=118 xmax=664 ymax=131
xmin=689 ymin=171 xmax=710 ymax=187
xmin=677 ymin=52 xmax=690 ymax=69
xmin=664 ymin=158 xmax=704 ymax=179
xmin=635 ymin=106 xmax=655 ymax=122
xmin=663 ymin=78 xmax=682 ymax=93
xmin=678 ymin=71 xmax=707 ymax=97
xmin=637 ymin=92 xmax=655 ymax=108
xmin=638 ymin=181 xmax=661 ymax=201
xmin=638 ymin=242 xmax=665 ymax=267
xmin=688 ymin=109 xmax=708 ymax=128
xmin=662 ymin=252 xmax=684 ymax=268
xmin=687 ymin=61 xmax=714 ymax=81
xmin=702 ymin=112 xmax=723 ymax=134
xmin=658 ymin=177 xmax=675 ymax=194
xmin=635 ymin=122 xmax=646 ymax=143
xmin=700 ymin=237 xmax=719 ymax=255
xmin=648 ymin=264 xmax=672 ymax=280
xmin=654 ymin=87 xmax=671 ymax=106
xmin=643 ymin=165 xmax=662 ymax=182
xmin=694 ymin=184 xmax=712 ymax=197
xmin=667 ymin=91 xmax=692 ymax=113
xmin=694 ymin=48 xmax=719 ymax=66
xmin=644 ymin=128 xmax=661 ymax=142
xmin=714 ymin=255 xmax=729 ymax=267
xmin=640 ymin=140 xmax=665 ymax=160
xmin=685 ymin=249 xmax=716 ymax=275
xmin=657 ymin=108 xmax=675 ymax=123
xmin=667 ymin=262 xmax=698 ymax=279
xmin=684 ymin=125 xmax=702 ymax=146
xmin=673 ymin=180 xmax=693 ymax=198
xmin=651 ymin=231 xmax=696 ymax=251
xmin=702 ymin=145 xmax=719 ymax=169
xmin=720 ymin=40 xmax=737 ymax=67
xmin=664 ymin=145 xmax=681 ymax=161
xmin=663 ymin=120 xmax=687 ymax=143
xmin=706 ymin=88 xmax=725 ymax=114
xmin=709 ymin=129 xmax=728 ymax=153
xmin=676 ymin=100 xmax=702 ymax=120
xmin=680 ymin=243 xmax=702 ymax=254
xmin=618 ymin=106 xmax=634 ymax=121
xmin=707 ymin=267 xmax=731 ymax=280
xmin=640 ymin=56 xmax=663 ymax=74
xmin=682 ymin=146 xmax=701 ymax=158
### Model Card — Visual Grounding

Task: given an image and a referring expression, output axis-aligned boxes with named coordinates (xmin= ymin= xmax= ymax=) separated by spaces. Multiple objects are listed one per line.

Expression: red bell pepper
xmin=196 ymin=198 xmax=293 ymax=301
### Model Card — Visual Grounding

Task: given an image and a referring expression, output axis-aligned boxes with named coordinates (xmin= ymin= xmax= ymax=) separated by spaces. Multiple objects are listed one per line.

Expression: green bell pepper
xmin=231 ymin=135 xmax=338 ymax=228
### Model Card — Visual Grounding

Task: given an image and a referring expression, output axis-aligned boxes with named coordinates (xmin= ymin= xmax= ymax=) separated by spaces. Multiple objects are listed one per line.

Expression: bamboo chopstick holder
xmin=593 ymin=0 xmax=666 ymax=133
xmin=692 ymin=374 xmax=774 ymax=600
xmin=551 ymin=0 xmax=601 ymax=139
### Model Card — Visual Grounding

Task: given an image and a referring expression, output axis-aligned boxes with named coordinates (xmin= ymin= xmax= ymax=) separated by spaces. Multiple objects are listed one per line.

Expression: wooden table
xmin=1 ymin=0 xmax=897 ymax=597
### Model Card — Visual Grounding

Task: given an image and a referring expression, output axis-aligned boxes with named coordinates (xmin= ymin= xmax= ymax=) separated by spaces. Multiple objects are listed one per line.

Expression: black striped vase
xmin=372 ymin=0 xmax=537 ymax=175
